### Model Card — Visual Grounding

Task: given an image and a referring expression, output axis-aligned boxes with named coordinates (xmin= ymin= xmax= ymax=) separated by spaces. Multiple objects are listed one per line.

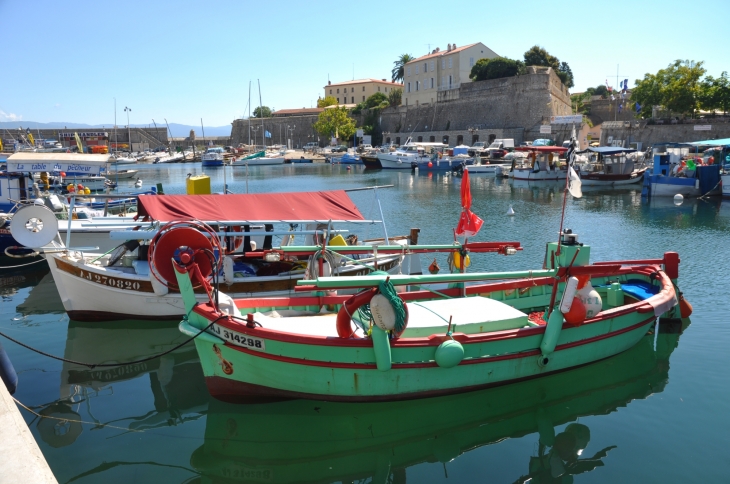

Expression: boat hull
xmin=233 ymin=157 xmax=285 ymax=166
xmin=722 ymin=173 xmax=729 ymax=198
xmin=511 ymin=168 xmax=567 ymax=181
xmin=193 ymin=308 xmax=657 ymax=403
xmin=578 ymin=168 xmax=646 ymax=186
xmin=46 ymin=251 xmax=407 ymax=321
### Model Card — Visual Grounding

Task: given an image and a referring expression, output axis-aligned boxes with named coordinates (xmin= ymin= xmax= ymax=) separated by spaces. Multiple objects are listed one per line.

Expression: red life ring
xmin=336 ymin=288 xmax=377 ymax=338
xmin=225 ymin=226 xmax=244 ymax=254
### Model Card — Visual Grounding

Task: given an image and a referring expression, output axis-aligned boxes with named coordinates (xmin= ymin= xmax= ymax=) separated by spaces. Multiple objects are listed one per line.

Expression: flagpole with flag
xmin=557 ymin=125 xmax=582 ymax=256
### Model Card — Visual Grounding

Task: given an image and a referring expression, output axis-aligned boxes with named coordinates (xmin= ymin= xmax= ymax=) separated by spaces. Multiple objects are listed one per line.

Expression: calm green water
xmin=1 ymin=163 xmax=729 ymax=483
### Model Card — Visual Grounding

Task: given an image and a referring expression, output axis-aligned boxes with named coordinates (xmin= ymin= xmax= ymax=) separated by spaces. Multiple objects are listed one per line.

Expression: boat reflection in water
xmin=191 ymin=320 xmax=688 ymax=484
xmin=37 ymin=319 xmax=208 ymax=448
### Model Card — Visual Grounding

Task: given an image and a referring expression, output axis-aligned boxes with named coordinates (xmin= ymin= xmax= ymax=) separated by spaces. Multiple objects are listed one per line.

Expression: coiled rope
xmin=358 ymin=271 xmax=407 ymax=336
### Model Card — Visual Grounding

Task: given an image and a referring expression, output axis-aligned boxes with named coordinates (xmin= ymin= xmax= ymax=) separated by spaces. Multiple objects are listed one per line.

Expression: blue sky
xmin=1 ymin=0 xmax=727 ymax=127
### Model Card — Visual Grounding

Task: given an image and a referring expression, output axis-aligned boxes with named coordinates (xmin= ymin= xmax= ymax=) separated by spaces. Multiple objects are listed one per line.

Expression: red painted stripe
xmin=220 ymin=315 xmax=654 ymax=370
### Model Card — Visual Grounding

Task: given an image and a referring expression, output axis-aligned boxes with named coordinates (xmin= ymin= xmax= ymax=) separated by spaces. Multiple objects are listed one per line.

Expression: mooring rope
xmin=0 ymin=314 xmax=227 ymax=369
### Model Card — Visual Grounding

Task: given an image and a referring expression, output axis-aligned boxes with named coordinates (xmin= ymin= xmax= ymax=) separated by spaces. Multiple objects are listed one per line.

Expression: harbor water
xmin=1 ymin=163 xmax=729 ymax=483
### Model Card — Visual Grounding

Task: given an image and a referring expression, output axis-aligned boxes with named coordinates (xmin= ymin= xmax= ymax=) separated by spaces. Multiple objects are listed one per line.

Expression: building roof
xmin=272 ymin=108 xmax=324 ymax=116
xmin=406 ymin=43 xmax=481 ymax=64
xmin=325 ymin=78 xmax=403 ymax=88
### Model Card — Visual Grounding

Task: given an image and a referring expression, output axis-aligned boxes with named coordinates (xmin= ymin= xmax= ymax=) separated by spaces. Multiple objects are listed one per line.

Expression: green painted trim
xmin=179 ymin=320 xmax=224 ymax=344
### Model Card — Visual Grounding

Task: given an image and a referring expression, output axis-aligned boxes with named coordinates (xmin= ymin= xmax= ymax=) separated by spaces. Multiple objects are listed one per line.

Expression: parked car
xmin=303 ymin=142 xmax=319 ymax=151
xmin=331 ymin=145 xmax=348 ymax=153
xmin=467 ymin=141 xmax=488 ymax=157
xmin=486 ymin=139 xmax=515 ymax=159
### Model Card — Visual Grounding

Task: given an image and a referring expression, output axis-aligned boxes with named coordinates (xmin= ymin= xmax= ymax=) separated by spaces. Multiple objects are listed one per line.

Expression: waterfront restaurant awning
xmin=5 ymin=153 xmax=112 ymax=175
xmin=582 ymin=147 xmax=637 ymax=155
xmin=689 ymin=138 xmax=730 ymax=147
xmin=136 ymin=190 xmax=368 ymax=223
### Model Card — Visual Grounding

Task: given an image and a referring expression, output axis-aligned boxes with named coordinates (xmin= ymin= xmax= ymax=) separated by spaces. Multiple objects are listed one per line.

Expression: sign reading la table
xmin=7 ymin=161 xmax=105 ymax=175
xmin=550 ymin=115 xmax=583 ymax=124
xmin=539 ymin=125 xmax=552 ymax=134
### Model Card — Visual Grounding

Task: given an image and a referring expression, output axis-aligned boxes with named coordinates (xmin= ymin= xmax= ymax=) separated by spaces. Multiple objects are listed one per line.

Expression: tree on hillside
xmin=699 ymin=71 xmax=730 ymax=114
xmin=557 ymin=62 xmax=574 ymax=88
xmin=523 ymin=45 xmax=559 ymax=69
xmin=523 ymin=46 xmax=573 ymax=88
xmin=317 ymin=96 xmax=338 ymax=108
xmin=631 ymin=60 xmax=706 ymax=118
xmin=571 ymin=92 xmax=592 ymax=115
xmin=253 ymin=106 xmax=272 ymax=118
xmin=469 ymin=57 xmax=524 ymax=82
xmin=313 ymin=106 xmax=356 ymax=141
xmin=593 ymin=85 xmax=608 ymax=98
xmin=388 ymin=88 xmax=402 ymax=107
xmin=392 ymin=54 xmax=414 ymax=83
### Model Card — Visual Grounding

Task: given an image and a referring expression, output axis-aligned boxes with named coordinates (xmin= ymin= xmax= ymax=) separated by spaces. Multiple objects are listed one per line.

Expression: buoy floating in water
xmin=135 ymin=178 xmax=143 ymax=188
xmin=673 ymin=194 xmax=684 ymax=206
xmin=507 ymin=205 xmax=515 ymax=216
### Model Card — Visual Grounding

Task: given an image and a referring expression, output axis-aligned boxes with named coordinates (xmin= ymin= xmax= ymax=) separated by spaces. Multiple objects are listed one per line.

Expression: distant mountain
xmin=0 ymin=121 xmax=231 ymax=138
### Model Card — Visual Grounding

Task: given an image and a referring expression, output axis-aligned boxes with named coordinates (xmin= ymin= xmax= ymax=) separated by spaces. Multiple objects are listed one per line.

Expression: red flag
xmin=455 ymin=168 xmax=484 ymax=238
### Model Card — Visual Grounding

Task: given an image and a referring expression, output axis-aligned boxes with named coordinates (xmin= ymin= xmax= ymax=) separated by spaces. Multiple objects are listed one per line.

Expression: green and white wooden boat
xmin=174 ymin=230 xmax=686 ymax=403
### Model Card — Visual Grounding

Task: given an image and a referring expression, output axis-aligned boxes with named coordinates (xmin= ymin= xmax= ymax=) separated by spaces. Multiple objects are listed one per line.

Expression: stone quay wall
xmin=599 ymin=120 xmax=730 ymax=148
xmin=231 ymin=116 xmax=321 ymax=148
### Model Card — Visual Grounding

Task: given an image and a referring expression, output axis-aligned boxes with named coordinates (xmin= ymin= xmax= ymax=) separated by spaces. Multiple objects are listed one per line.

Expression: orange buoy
xmin=428 ymin=161 xmax=433 ymax=168
xmin=428 ymin=258 xmax=440 ymax=274
xmin=563 ymin=297 xmax=586 ymax=326
xmin=679 ymin=292 xmax=693 ymax=318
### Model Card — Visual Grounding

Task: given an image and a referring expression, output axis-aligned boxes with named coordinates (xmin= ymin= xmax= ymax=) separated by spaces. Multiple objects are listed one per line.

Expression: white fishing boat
xmin=377 ymin=141 xmax=447 ymax=169
xmin=154 ymin=152 xmax=185 ymax=164
xmin=574 ymin=147 xmax=647 ymax=186
xmin=103 ymin=169 xmax=139 ymax=180
xmin=231 ymin=150 xmax=286 ymax=166
xmin=510 ymin=146 xmax=568 ymax=181
xmin=41 ymin=190 xmax=421 ymax=321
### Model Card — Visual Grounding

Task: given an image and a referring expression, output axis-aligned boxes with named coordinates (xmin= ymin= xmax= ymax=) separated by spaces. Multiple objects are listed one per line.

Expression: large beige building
xmin=402 ymin=42 xmax=499 ymax=107
xmin=324 ymin=78 xmax=403 ymax=106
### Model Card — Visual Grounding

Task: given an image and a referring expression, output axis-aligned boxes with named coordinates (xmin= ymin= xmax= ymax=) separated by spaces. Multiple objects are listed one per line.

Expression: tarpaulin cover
xmin=582 ymin=146 xmax=637 ymax=155
xmin=136 ymin=191 xmax=365 ymax=222
xmin=514 ymin=146 xmax=568 ymax=153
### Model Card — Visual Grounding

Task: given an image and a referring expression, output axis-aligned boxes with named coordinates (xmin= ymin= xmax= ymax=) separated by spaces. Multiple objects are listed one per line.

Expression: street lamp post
xmin=468 ymin=126 xmax=479 ymax=145
xmin=287 ymin=125 xmax=295 ymax=149
xmin=124 ymin=106 xmax=132 ymax=152
xmin=251 ymin=126 xmax=260 ymax=148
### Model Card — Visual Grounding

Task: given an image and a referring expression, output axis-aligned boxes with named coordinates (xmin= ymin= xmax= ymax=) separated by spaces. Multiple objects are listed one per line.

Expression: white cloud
xmin=0 ymin=110 xmax=22 ymax=121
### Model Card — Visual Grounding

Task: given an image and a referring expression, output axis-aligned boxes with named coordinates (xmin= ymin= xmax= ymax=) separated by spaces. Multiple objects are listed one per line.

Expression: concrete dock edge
xmin=0 ymin=383 xmax=58 ymax=484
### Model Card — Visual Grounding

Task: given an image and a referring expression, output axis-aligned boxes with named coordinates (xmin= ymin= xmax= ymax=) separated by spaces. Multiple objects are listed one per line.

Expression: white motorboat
xmin=575 ymin=147 xmax=647 ymax=186
xmin=154 ymin=152 xmax=185 ymax=164
xmin=104 ymin=169 xmax=139 ymax=180
xmin=510 ymin=146 xmax=568 ymax=181
xmin=377 ymin=140 xmax=447 ymax=169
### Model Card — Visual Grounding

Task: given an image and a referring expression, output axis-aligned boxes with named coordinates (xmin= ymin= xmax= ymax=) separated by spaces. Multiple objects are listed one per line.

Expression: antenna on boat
xmin=258 ymin=79 xmax=265 ymax=149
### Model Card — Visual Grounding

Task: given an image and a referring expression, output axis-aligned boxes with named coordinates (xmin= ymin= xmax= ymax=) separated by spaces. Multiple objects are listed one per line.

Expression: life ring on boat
xmin=336 ymin=288 xmax=377 ymax=338
xmin=225 ymin=225 xmax=243 ymax=254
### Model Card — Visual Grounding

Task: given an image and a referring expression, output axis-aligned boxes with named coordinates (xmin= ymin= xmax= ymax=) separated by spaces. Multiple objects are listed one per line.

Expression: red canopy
xmin=137 ymin=191 xmax=365 ymax=222
xmin=455 ymin=168 xmax=483 ymax=238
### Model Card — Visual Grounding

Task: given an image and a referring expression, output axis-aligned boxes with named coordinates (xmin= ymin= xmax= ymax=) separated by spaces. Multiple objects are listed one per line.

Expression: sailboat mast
xmin=248 ymin=81 xmax=251 ymax=147
xmin=258 ymin=79 xmax=265 ymax=149
xmin=201 ymin=118 xmax=206 ymax=146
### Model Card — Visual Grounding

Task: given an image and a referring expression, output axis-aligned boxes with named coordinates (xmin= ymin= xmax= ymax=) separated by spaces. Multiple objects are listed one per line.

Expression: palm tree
xmin=392 ymin=54 xmax=414 ymax=83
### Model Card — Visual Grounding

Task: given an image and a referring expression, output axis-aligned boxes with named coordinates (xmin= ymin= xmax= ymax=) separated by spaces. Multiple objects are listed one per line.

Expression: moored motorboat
xmin=575 ymin=147 xmax=647 ymax=186
xmin=511 ymin=146 xmax=568 ymax=181
xmin=642 ymin=142 xmax=722 ymax=198
xmin=202 ymin=147 xmax=226 ymax=167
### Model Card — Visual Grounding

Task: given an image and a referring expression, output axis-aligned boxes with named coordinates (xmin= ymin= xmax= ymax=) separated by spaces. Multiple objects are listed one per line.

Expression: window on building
xmin=457 ymin=135 xmax=464 ymax=145
xmin=443 ymin=135 xmax=449 ymax=145
xmin=330 ymin=89 xmax=332 ymax=94
xmin=442 ymin=59 xmax=445 ymax=69
xmin=378 ymin=86 xmax=380 ymax=91
xmin=424 ymin=63 xmax=427 ymax=72
xmin=429 ymin=136 xmax=435 ymax=142
xmin=385 ymin=87 xmax=388 ymax=92
xmin=469 ymin=57 xmax=474 ymax=67
xmin=386 ymin=137 xmax=391 ymax=143
xmin=449 ymin=75 xmax=452 ymax=87
xmin=430 ymin=60 xmax=435 ymax=71
xmin=407 ymin=82 xmax=410 ymax=92
xmin=363 ymin=86 xmax=365 ymax=91
xmin=344 ymin=88 xmax=348 ymax=93
xmin=416 ymin=81 xmax=419 ymax=91
xmin=448 ymin=58 xmax=452 ymax=68
xmin=417 ymin=136 xmax=423 ymax=142
xmin=407 ymin=66 xmax=411 ymax=76
xmin=488 ymin=134 xmax=496 ymax=143
xmin=396 ymin=137 xmax=401 ymax=145
xmin=337 ymin=89 xmax=340 ymax=93
xmin=416 ymin=65 xmax=419 ymax=74
xmin=337 ymin=98 xmax=340 ymax=103
xmin=351 ymin=96 xmax=354 ymax=103
xmin=472 ymin=134 xmax=479 ymax=144
xmin=362 ymin=96 xmax=365 ymax=101
xmin=431 ymin=78 xmax=434 ymax=88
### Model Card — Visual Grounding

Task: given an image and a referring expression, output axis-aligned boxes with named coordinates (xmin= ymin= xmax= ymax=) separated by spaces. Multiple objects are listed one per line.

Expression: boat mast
xmin=258 ymin=79 xmax=265 ymax=149
xmin=248 ymin=81 xmax=251 ymax=148
xmin=201 ymin=118 xmax=206 ymax=147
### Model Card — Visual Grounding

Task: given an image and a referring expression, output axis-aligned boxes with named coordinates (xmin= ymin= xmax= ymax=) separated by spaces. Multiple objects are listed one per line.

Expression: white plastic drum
xmin=9 ymin=204 xmax=59 ymax=248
